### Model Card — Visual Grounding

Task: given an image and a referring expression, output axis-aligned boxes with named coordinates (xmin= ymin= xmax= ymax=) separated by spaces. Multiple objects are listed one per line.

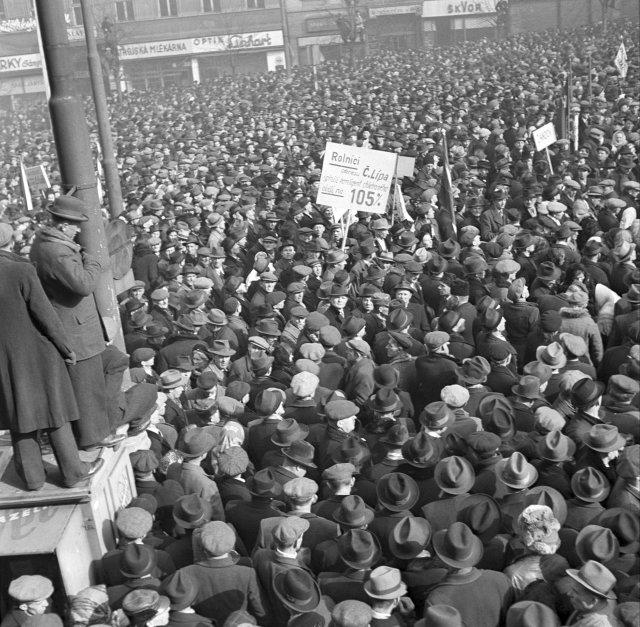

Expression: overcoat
xmin=0 ymin=250 xmax=79 ymax=433
xmin=29 ymin=226 xmax=105 ymax=360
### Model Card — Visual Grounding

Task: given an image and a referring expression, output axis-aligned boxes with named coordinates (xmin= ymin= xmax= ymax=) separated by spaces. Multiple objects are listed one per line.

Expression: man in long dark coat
xmin=29 ymin=196 xmax=120 ymax=449
xmin=0 ymin=223 xmax=102 ymax=489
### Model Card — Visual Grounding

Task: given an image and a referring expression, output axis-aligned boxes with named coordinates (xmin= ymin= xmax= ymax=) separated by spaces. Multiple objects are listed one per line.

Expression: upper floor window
xmin=247 ymin=0 xmax=265 ymax=9
xmin=71 ymin=1 xmax=83 ymax=25
xmin=159 ymin=0 xmax=179 ymax=17
xmin=115 ymin=0 xmax=134 ymax=21
xmin=203 ymin=0 xmax=221 ymax=11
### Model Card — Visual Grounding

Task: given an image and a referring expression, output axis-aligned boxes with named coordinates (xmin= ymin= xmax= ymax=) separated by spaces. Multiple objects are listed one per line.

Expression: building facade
xmin=0 ymin=0 xmax=637 ymax=106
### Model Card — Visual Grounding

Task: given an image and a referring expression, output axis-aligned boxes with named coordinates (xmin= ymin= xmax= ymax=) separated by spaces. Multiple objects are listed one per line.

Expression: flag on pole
xmin=614 ymin=43 xmax=628 ymax=78
xmin=438 ymin=132 xmax=457 ymax=237
xmin=20 ymin=160 xmax=33 ymax=213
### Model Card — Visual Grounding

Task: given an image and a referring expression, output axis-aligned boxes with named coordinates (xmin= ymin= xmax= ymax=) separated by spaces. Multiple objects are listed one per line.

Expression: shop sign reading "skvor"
xmin=421 ymin=0 xmax=497 ymax=17
xmin=118 ymin=31 xmax=283 ymax=60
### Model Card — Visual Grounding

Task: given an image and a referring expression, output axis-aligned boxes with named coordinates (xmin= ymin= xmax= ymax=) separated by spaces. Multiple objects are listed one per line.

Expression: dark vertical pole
xmin=34 ymin=0 xmax=123 ymax=347
xmin=80 ymin=0 xmax=124 ymax=219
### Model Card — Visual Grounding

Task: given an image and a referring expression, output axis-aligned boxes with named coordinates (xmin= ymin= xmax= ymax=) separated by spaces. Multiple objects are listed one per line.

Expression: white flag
xmin=615 ymin=43 xmax=628 ymax=78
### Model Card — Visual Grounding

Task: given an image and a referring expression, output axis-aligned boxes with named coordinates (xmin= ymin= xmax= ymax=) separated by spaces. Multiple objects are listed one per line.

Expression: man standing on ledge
xmin=30 ymin=195 xmax=124 ymax=450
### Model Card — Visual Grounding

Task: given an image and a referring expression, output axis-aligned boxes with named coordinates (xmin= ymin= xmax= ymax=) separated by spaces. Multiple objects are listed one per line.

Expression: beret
xmin=283 ymin=477 xmax=318 ymax=500
xmin=116 ymin=507 xmax=153 ymax=539
xmin=325 ymin=400 xmax=359 ymax=422
xmin=299 ymin=342 xmax=326 ymax=361
xmin=322 ymin=463 xmax=357 ymax=482
xmin=9 ymin=576 xmax=54 ymax=602
xmin=217 ymin=446 xmax=249 ymax=477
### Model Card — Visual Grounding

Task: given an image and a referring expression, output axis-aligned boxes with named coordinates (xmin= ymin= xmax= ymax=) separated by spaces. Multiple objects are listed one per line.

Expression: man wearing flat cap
xmin=253 ymin=516 xmax=313 ymax=625
xmin=177 ymin=521 xmax=268 ymax=626
xmin=3 ymin=575 xmax=54 ymax=627
xmin=30 ymin=195 xmax=120 ymax=450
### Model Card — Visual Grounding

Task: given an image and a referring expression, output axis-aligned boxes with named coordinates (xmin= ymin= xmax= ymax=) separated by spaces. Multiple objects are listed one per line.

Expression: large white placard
xmin=532 ymin=123 xmax=557 ymax=151
xmin=317 ymin=143 xmax=397 ymax=215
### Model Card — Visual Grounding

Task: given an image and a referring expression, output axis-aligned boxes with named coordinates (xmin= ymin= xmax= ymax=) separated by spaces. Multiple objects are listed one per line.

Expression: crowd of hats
xmin=1 ymin=16 xmax=640 ymax=627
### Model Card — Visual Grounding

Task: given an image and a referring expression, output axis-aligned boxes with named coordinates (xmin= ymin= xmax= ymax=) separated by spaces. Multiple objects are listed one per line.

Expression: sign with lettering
xmin=0 ymin=54 xmax=42 ymax=74
xmin=532 ymin=122 xmax=558 ymax=152
xmin=118 ymin=31 xmax=284 ymax=61
xmin=422 ymin=0 xmax=497 ymax=18
xmin=370 ymin=5 xmax=420 ymax=17
xmin=317 ymin=143 xmax=397 ymax=215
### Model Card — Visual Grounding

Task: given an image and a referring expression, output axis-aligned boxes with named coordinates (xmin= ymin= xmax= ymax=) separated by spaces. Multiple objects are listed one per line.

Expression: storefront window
xmin=203 ymin=0 xmax=222 ymax=11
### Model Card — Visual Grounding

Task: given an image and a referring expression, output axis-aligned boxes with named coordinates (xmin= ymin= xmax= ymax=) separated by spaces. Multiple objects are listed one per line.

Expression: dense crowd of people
xmin=0 ymin=16 xmax=639 ymax=627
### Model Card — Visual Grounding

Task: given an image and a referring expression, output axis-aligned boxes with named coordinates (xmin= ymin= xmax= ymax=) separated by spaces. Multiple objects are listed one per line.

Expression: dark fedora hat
xmin=337 ymin=529 xmax=381 ymax=569
xmin=575 ymin=525 xmax=620 ymax=566
xmin=119 ymin=543 xmax=157 ymax=579
xmin=594 ymin=508 xmax=640 ymax=554
xmin=495 ymin=452 xmax=538 ymax=490
xmin=419 ymin=401 xmax=454 ymax=430
xmin=282 ymin=440 xmax=317 ymax=469
xmin=376 ymin=473 xmax=419 ymax=512
xmin=271 ymin=418 xmax=309 ymax=446
xmin=432 ymin=522 xmax=483 ymax=568
xmin=333 ymin=495 xmax=375 ymax=528
xmin=536 ymin=261 xmax=561 ymax=281
xmin=379 ymin=423 xmax=410 ymax=447
xmin=537 ymin=430 xmax=576 ymax=462
xmin=372 ymin=388 xmax=402 ymax=414
xmin=247 ymin=468 xmax=282 ymax=498
xmin=163 ymin=570 xmax=198 ymax=612
xmin=274 ymin=568 xmax=321 ymax=614
xmin=438 ymin=238 xmax=461 ymax=260
xmin=389 ymin=516 xmax=432 ymax=560
xmin=331 ymin=436 xmax=371 ymax=469
xmin=511 ymin=375 xmax=542 ymax=400
xmin=47 ymin=195 xmax=89 ymax=222
xmin=172 ymin=494 xmax=212 ymax=529
xmin=571 ymin=378 xmax=605 ymax=408
xmin=571 ymin=467 xmax=611 ymax=503
xmin=434 ymin=456 xmax=475 ymax=495
xmin=456 ymin=494 xmax=502 ymax=542
xmin=178 ymin=428 xmax=215 ymax=458
xmin=525 ymin=486 xmax=568 ymax=527
xmin=456 ymin=356 xmax=491 ymax=385
xmin=401 ymin=432 xmax=438 ymax=469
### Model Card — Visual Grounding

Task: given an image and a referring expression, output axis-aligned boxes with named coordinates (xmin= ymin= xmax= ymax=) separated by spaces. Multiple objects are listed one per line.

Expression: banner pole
xmin=341 ymin=210 xmax=351 ymax=252
xmin=390 ymin=155 xmax=398 ymax=227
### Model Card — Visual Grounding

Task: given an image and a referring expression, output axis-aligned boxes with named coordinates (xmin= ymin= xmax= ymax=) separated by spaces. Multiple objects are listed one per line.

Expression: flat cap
xmin=322 ymin=463 xmax=357 ymax=483
xmin=283 ymin=477 xmax=318 ymax=500
xmin=116 ymin=507 xmax=153 ymax=539
xmin=425 ymin=331 xmax=449 ymax=349
xmin=272 ymin=516 xmax=310 ymax=545
xmin=325 ymin=400 xmax=360 ymax=422
xmin=9 ymin=576 xmax=54 ymax=602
